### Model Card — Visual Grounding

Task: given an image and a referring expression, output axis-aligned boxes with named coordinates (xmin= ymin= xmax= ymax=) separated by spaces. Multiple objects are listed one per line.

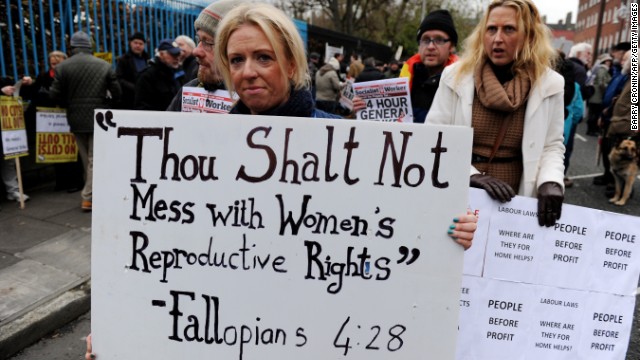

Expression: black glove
xmin=470 ymin=174 xmax=516 ymax=203
xmin=537 ymin=182 xmax=564 ymax=227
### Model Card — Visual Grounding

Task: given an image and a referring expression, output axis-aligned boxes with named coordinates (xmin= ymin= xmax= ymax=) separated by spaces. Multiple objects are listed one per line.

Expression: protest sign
xmin=35 ymin=107 xmax=77 ymax=163
xmin=94 ymin=52 xmax=113 ymax=64
xmin=353 ymin=78 xmax=413 ymax=123
xmin=0 ymin=96 xmax=28 ymax=159
xmin=91 ymin=110 xmax=473 ymax=359
xmin=324 ymin=44 xmax=343 ymax=64
xmin=458 ymin=189 xmax=640 ymax=359
xmin=339 ymin=80 xmax=355 ymax=112
xmin=180 ymin=87 xmax=234 ymax=113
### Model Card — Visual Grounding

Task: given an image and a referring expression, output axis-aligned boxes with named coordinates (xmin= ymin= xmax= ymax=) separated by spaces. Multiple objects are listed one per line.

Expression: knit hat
xmin=70 ymin=31 xmax=92 ymax=49
xmin=129 ymin=32 xmax=146 ymax=43
xmin=416 ymin=9 xmax=458 ymax=46
xmin=194 ymin=0 xmax=246 ymax=37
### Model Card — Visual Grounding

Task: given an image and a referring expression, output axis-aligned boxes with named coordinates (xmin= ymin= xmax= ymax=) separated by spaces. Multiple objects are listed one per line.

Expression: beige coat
xmin=315 ymin=64 xmax=341 ymax=102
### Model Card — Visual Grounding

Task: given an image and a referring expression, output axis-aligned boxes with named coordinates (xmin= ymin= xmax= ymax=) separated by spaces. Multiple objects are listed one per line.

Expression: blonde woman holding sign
xmin=427 ymin=0 xmax=565 ymax=227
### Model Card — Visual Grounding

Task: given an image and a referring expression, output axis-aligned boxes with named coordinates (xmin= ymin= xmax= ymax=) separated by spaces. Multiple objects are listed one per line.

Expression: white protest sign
xmin=92 ymin=110 xmax=473 ymax=359
xmin=324 ymin=43 xmax=343 ymax=64
xmin=180 ymin=87 xmax=234 ymax=113
xmin=458 ymin=189 xmax=640 ymax=359
xmin=353 ymin=78 xmax=413 ymax=123
xmin=36 ymin=108 xmax=70 ymax=132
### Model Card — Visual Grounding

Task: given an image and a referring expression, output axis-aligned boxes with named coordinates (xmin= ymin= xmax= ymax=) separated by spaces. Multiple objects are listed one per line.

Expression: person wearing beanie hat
xmin=115 ymin=31 xmax=149 ymax=109
xmin=399 ymin=9 xmax=459 ymax=123
xmin=50 ymin=30 xmax=121 ymax=211
xmin=70 ymin=31 xmax=92 ymax=49
xmin=416 ymin=10 xmax=458 ymax=46
xmin=167 ymin=0 xmax=246 ymax=112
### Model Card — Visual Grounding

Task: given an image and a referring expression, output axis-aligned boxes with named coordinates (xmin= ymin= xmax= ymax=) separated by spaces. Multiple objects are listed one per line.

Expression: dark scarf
xmin=230 ymin=87 xmax=315 ymax=117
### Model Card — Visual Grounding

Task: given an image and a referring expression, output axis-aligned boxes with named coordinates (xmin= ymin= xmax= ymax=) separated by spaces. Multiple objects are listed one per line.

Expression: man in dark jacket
xmin=175 ymin=35 xmax=198 ymax=82
xmin=50 ymin=31 xmax=121 ymax=211
xmin=134 ymin=39 xmax=185 ymax=111
xmin=384 ymin=60 xmax=401 ymax=79
xmin=567 ymin=42 xmax=593 ymax=101
xmin=115 ymin=32 xmax=149 ymax=109
xmin=167 ymin=0 xmax=244 ymax=112
xmin=399 ymin=9 xmax=458 ymax=123
xmin=355 ymin=57 xmax=385 ymax=83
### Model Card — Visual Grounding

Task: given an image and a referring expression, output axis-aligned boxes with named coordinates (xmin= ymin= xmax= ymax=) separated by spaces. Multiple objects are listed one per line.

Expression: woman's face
xmin=483 ymin=6 xmax=524 ymax=66
xmin=226 ymin=24 xmax=292 ymax=114
xmin=49 ymin=56 xmax=62 ymax=70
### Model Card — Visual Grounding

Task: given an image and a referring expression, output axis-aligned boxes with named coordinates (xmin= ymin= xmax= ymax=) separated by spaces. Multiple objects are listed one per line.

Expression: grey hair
xmin=568 ymin=42 xmax=592 ymax=58
xmin=175 ymin=35 xmax=196 ymax=49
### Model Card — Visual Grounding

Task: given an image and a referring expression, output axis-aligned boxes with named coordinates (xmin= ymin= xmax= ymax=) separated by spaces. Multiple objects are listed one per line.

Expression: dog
xmin=608 ymin=138 xmax=639 ymax=206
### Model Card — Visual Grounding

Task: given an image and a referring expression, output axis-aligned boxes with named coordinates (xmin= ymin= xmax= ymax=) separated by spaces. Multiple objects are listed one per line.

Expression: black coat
xmin=182 ymin=55 xmax=198 ymax=83
xmin=355 ymin=66 xmax=385 ymax=83
xmin=49 ymin=50 xmax=121 ymax=133
xmin=116 ymin=50 xmax=149 ymax=109
xmin=134 ymin=57 xmax=185 ymax=111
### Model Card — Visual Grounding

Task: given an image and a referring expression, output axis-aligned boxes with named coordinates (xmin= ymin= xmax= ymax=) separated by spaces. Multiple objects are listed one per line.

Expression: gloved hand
xmin=537 ymin=182 xmax=564 ymax=227
xmin=470 ymin=174 xmax=516 ymax=203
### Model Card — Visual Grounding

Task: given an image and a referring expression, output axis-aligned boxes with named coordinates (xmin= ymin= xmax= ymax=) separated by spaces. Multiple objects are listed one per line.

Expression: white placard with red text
xmin=181 ymin=87 xmax=234 ymax=113
xmin=353 ymin=78 xmax=414 ymax=123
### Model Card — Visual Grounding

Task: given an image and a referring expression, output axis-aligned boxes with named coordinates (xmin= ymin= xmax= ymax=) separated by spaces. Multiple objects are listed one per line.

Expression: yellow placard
xmin=94 ymin=52 xmax=113 ymax=64
xmin=35 ymin=107 xmax=78 ymax=163
xmin=0 ymin=96 xmax=26 ymax=131
xmin=36 ymin=132 xmax=78 ymax=163
xmin=1 ymin=96 xmax=29 ymax=159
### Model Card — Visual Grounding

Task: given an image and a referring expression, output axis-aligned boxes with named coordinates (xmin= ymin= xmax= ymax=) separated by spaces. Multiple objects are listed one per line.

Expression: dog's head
xmin=616 ymin=139 xmax=638 ymax=160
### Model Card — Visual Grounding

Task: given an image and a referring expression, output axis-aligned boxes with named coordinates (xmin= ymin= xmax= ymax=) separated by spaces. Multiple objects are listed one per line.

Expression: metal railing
xmin=0 ymin=0 xmax=204 ymax=80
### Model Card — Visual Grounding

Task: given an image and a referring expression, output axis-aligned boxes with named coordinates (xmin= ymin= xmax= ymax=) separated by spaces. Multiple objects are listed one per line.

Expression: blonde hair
xmin=455 ymin=0 xmax=557 ymax=84
xmin=48 ymin=50 xmax=67 ymax=63
xmin=214 ymin=3 xmax=309 ymax=97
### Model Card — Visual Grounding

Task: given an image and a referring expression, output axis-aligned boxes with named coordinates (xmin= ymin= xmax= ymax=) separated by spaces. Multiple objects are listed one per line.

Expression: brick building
xmin=575 ymin=0 xmax=632 ymax=56
xmin=545 ymin=12 xmax=576 ymax=54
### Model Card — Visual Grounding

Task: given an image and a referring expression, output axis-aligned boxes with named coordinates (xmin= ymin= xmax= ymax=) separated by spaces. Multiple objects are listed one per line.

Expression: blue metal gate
xmin=0 ymin=0 xmax=203 ymax=80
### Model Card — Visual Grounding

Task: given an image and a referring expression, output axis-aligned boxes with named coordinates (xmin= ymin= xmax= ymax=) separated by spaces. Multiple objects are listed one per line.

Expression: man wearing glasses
xmin=167 ymin=0 xmax=244 ymax=112
xmin=400 ymin=9 xmax=459 ymax=123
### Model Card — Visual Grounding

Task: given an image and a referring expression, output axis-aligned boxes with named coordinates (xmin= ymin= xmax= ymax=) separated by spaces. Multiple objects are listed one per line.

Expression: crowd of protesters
xmin=1 ymin=0 xmax=638 ymax=356
xmin=1 ymin=0 xmax=637 ymax=216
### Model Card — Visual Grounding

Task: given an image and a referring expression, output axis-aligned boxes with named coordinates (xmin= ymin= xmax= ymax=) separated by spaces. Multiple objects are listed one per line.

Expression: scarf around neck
xmin=230 ymin=87 xmax=315 ymax=118
xmin=474 ymin=59 xmax=531 ymax=112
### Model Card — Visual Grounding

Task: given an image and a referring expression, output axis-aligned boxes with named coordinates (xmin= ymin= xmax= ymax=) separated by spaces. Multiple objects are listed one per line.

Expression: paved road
xmin=8 ymin=311 xmax=90 ymax=359
xmin=8 ymin=122 xmax=640 ymax=359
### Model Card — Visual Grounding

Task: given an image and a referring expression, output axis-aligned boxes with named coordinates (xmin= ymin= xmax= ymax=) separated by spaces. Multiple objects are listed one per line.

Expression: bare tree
xmin=277 ymin=0 xmax=488 ymax=57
